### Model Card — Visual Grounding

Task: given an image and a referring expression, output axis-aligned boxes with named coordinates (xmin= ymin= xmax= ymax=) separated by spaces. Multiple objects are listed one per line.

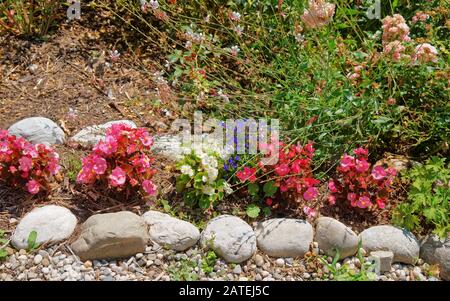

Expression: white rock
xmin=8 ymin=117 xmax=65 ymax=145
xmin=11 ymin=205 xmax=77 ymax=249
xmin=255 ymin=218 xmax=313 ymax=258
xmin=369 ymin=250 xmax=394 ymax=274
xmin=71 ymin=120 xmax=137 ymax=146
xmin=359 ymin=225 xmax=420 ymax=264
xmin=200 ymin=215 xmax=256 ymax=263
xmin=142 ymin=211 xmax=200 ymax=251
xmin=420 ymin=234 xmax=450 ymax=281
xmin=275 ymin=258 xmax=285 ymax=267
xmin=315 ymin=217 xmax=359 ymax=259
xmin=33 ymin=254 xmax=43 ymax=265
xmin=232 ymin=265 xmax=242 ymax=274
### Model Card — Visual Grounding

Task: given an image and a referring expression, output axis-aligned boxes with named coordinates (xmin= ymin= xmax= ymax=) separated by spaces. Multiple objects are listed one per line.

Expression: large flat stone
xmin=315 ymin=217 xmax=359 ymax=259
xmin=142 ymin=210 xmax=199 ymax=251
xmin=255 ymin=218 xmax=313 ymax=258
xmin=200 ymin=215 xmax=256 ymax=263
xmin=8 ymin=117 xmax=65 ymax=145
xmin=359 ymin=225 xmax=420 ymax=264
xmin=71 ymin=211 xmax=148 ymax=261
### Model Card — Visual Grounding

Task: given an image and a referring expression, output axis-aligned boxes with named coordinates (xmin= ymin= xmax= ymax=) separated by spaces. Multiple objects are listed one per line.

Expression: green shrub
xmin=392 ymin=157 xmax=449 ymax=238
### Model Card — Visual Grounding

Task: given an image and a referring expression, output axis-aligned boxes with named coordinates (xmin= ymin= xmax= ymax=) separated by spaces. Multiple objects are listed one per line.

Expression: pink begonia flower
xmin=354 ymin=147 xmax=368 ymax=158
xmin=0 ymin=129 xmax=8 ymax=139
xmin=275 ymin=163 xmax=290 ymax=176
xmin=26 ymin=180 xmax=40 ymax=195
xmin=355 ymin=159 xmax=370 ymax=173
xmin=303 ymin=187 xmax=318 ymax=201
xmin=139 ymin=133 xmax=154 ymax=147
xmin=142 ymin=180 xmax=157 ymax=195
xmin=376 ymin=198 xmax=386 ymax=209
xmin=328 ymin=194 xmax=336 ymax=205
xmin=387 ymin=167 xmax=397 ymax=177
xmin=47 ymin=160 xmax=61 ymax=175
xmin=303 ymin=206 xmax=317 ymax=217
xmin=236 ymin=167 xmax=257 ymax=183
xmin=95 ymin=136 xmax=118 ymax=156
xmin=18 ymin=156 xmax=33 ymax=172
xmin=77 ymin=169 xmax=93 ymax=184
xmin=92 ymin=155 xmax=107 ymax=175
xmin=347 ymin=192 xmax=357 ymax=202
xmin=372 ymin=166 xmax=387 ymax=180
xmin=356 ymin=196 xmax=371 ymax=209
xmin=9 ymin=166 xmax=17 ymax=173
xmin=340 ymin=154 xmax=355 ymax=171
xmin=109 ymin=167 xmax=126 ymax=187
xmin=328 ymin=180 xmax=338 ymax=193
xmin=23 ymin=145 xmax=39 ymax=158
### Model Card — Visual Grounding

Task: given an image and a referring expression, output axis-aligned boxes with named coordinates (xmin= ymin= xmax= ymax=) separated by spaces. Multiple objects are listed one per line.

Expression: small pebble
xmin=232 ymin=265 xmax=242 ymax=274
xmin=275 ymin=258 xmax=285 ymax=267
xmin=33 ymin=254 xmax=43 ymax=265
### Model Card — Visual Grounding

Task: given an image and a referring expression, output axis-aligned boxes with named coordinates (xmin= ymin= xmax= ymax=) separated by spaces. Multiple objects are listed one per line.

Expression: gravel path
xmin=0 ymin=243 xmax=440 ymax=281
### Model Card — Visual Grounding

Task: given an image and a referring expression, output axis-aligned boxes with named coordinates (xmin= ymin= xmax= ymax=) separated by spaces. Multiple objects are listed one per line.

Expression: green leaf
xmin=27 ymin=231 xmax=38 ymax=251
xmin=263 ymin=181 xmax=278 ymax=197
xmin=248 ymin=183 xmax=260 ymax=196
xmin=0 ymin=249 xmax=8 ymax=259
xmin=246 ymin=204 xmax=260 ymax=218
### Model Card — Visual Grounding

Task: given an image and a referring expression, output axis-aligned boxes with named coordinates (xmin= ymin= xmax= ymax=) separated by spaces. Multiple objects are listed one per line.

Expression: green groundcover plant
xmin=393 ymin=157 xmax=450 ymax=238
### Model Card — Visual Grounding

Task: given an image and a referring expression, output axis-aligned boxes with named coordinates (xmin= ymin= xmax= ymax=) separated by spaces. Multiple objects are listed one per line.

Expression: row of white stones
xmin=9 ymin=205 xmax=449 ymax=280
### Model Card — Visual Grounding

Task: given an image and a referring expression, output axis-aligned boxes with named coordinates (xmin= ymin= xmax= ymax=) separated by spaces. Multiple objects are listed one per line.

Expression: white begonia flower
xmin=202 ymin=186 xmax=215 ymax=196
xmin=202 ymin=175 xmax=208 ymax=183
xmin=223 ymin=182 xmax=233 ymax=195
xmin=207 ymin=168 xmax=218 ymax=182
xmin=180 ymin=165 xmax=194 ymax=177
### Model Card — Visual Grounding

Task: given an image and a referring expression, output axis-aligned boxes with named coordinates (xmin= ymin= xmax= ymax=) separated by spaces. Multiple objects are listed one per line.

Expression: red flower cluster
xmin=237 ymin=140 xmax=320 ymax=202
xmin=77 ymin=124 xmax=157 ymax=196
xmin=328 ymin=147 xmax=397 ymax=209
xmin=0 ymin=130 xmax=60 ymax=195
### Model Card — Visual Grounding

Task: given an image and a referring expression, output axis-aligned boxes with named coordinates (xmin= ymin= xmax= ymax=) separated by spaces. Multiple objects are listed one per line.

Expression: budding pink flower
xmin=109 ymin=167 xmax=126 ymax=187
xmin=382 ymin=14 xmax=411 ymax=43
xmin=383 ymin=40 xmax=407 ymax=61
xmin=412 ymin=43 xmax=438 ymax=64
xmin=387 ymin=98 xmax=397 ymax=105
xmin=301 ymin=0 xmax=335 ymax=29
